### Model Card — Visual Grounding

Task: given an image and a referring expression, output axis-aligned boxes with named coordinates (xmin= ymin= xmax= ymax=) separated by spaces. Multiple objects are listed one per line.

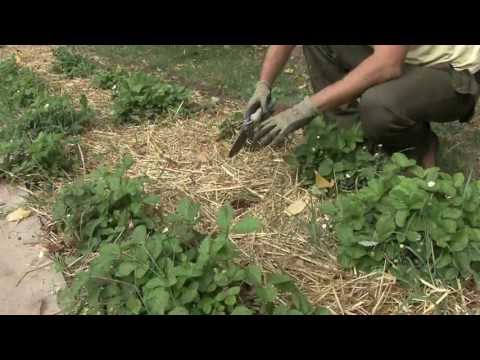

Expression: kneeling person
xmin=247 ymin=45 xmax=480 ymax=168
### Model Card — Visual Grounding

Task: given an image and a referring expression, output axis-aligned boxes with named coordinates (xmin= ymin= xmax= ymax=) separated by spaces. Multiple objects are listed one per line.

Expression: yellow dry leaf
xmin=315 ymin=174 xmax=335 ymax=189
xmin=284 ymin=68 xmax=294 ymax=74
xmin=6 ymin=208 xmax=32 ymax=222
xmin=285 ymin=199 xmax=307 ymax=217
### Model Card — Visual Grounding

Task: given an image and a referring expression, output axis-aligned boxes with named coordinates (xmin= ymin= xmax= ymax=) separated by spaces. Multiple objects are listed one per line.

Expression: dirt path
xmin=0 ymin=183 xmax=65 ymax=315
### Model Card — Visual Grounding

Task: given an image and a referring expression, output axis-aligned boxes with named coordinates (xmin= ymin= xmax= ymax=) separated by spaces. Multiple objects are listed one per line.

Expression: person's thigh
xmin=359 ymin=65 xmax=477 ymax=147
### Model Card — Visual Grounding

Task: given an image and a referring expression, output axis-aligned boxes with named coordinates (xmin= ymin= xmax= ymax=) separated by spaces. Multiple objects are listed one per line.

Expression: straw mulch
xmin=2 ymin=45 xmax=479 ymax=315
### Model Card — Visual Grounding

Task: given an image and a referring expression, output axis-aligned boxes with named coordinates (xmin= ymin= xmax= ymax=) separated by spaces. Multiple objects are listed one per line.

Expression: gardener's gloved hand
xmin=245 ymin=80 xmax=272 ymax=117
xmin=253 ymin=97 xmax=319 ymax=147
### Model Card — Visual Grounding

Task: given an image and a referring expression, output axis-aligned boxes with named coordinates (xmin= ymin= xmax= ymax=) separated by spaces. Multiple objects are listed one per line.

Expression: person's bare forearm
xmin=310 ymin=45 xmax=409 ymax=112
xmin=260 ymin=45 xmax=296 ymax=87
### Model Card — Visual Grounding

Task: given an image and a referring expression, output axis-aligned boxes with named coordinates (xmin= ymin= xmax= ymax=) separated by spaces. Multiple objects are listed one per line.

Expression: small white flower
xmin=427 ymin=181 xmax=436 ymax=188
xmin=321 ymin=224 xmax=328 ymax=230
xmin=44 ymin=103 xmax=50 ymax=109
xmin=345 ymin=173 xmax=351 ymax=179
xmin=312 ymin=147 xmax=316 ymax=152
xmin=316 ymin=136 xmax=320 ymax=140
xmin=112 ymin=85 xmax=117 ymax=90
xmin=374 ymin=153 xmax=380 ymax=157
xmin=162 ymin=227 xmax=169 ymax=233
xmin=399 ymin=244 xmax=405 ymax=249
xmin=324 ymin=215 xmax=330 ymax=221
xmin=362 ymin=146 xmax=367 ymax=150
xmin=378 ymin=144 xmax=383 ymax=148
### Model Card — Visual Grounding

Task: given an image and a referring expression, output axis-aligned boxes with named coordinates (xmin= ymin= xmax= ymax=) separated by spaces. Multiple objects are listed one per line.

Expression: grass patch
xmin=52 ymin=46 xmax=97 ymax=78
xmin=76 ymin=45 xmax=309 ymax=105
xmin=0 ymin=56 xmax=94 ymax=186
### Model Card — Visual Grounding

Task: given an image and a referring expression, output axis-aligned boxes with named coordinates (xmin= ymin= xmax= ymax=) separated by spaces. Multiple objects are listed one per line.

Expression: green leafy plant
xmin=0 ymin=132 xmax=77 ymax=181
xmin=321 ymin=153 xmax=480 ymax=287
xmin=0 ymin=57 xmax=47 ymax=110
xmin=92 ymin=67 xmax=128 ymax=90
xmin=52 ymin=47 xmax=97 ymax=78
xmin=0 ymin=60 xmax=94 ymax=185
xmin=18 ymin=94 xmax=94 ymax=137
xmin=58 ymin=196 xmax=330 ymax=315
xmin=287 ymin=116 xmax=386 ymax=193
xmin=111 ymin=72 xmax=191 ymax=123
xmin=52 ymin=156 xmax=161 ymax=252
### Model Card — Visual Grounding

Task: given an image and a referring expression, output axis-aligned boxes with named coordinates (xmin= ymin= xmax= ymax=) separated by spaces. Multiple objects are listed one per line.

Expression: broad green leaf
xmin=176 ymin=198 xmax=200 ymax=224
xmin=436 ymin=253 xmax=452 ymax=269
xmin=273 ymin=305 xmax=290 ymax=315
xmin=231 ymin=306 xmax=254 ymax=315
xmin=245 ymin=265 xmax=263 ymax=286
xmin=145 ymin=235 xmax=163 ymax=259
xmin=391 ymin=153 xmax=416 ymax=168
xmin=317 ymin=158 xmax=334 ymax=176
xmin=115 ymin=262 xmax=136 ymax=277
xmin=336 ymin=224 xmax=355 ymax=245
xmin=450 ymin=230 xmax=469 ymax=252
xmin=256 ymin=285 xmax=278 ymax=304
xmin=145 ymin=288 xmax=170 ymax=315
xmin=132 ymin=225 xmax=147 ymax=243
xmin=99 ymin=243 xmax=121 ymax=258
xmin=406 ymin=231 xmax=422 ymax=242
xmin=395 ymin=210 xmax=409 ymax=228
xmin=226 ymin=286 xmax=241 ymax=297
xmin=126 ymin=296 xmax=142 ymax=314
xmin=443 ymin=267 xmax=459 ymax=281
xmin=376 ymin=215 xmax=396 ymax=241
xmin=345 ymin=246 xmax=368 ymax=259
xmin=134 ymin=263 xmax=150 ymax=279
xmin=180 ymin=284 xmax=198 ymax=305
xmin=224 ymin=295 xmax=237 ymax=306
xmin=169 ymin=307 xmax=189 ymax=315
xmin=442 ymin=219 xmax=457 ymax=234
xmin=232 ymin=217 xmax=262 ymax=234
xmin=217 ymin=204 xmax=234 ymax=233
xmin=144 ymin=277 xmax=167 ymax=290
xmin=443 ymin=208 xmax=462 ymax=220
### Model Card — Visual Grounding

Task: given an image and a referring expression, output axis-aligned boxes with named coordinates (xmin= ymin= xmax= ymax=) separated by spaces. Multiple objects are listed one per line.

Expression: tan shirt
xmin=406 ymin=45 xmax=480 ymax=74
xmin=369 ymin=45 xmax=480 ymax=74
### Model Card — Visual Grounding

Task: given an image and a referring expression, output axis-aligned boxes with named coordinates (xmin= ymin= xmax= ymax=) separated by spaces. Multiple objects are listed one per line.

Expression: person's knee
xmin=359 ymin=88 xmax=402 ymax=143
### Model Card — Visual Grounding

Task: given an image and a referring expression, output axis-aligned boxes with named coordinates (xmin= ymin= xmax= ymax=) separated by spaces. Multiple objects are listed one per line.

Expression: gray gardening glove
xmin=253 ymin=97 xmax=318 ymax=147
xmin=245 ymin=80 xmax=272 ymax=117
